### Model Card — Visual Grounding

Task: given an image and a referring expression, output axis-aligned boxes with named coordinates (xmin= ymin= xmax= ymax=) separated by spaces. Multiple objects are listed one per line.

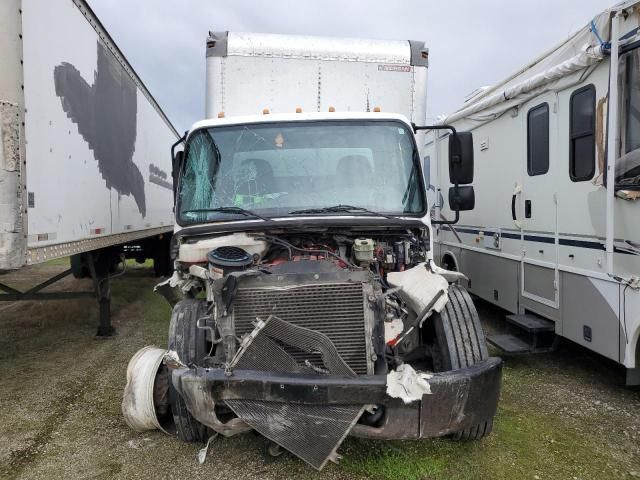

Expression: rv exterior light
xmin=373 ymin=106 xmax=381 ymax=112
xmin=328 ymin=106 xmax=335 ymax=112
xmin=295 ymin=107 xmax=302 ymax=113
xmin=217 ymin=112 xmax=225 ymax=118
xmin=263 ymin=108 xmax=270 ymax=114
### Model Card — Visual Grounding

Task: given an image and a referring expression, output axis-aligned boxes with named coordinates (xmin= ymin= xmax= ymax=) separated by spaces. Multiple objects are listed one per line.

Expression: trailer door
xmin=520 ymin=94 xmax=560 ymax=309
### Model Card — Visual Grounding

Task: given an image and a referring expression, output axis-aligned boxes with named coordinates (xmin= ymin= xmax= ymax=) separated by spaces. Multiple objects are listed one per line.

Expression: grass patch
xmin=342 ymin=403 xmax=616 ymax=480
xmin=341 ymin=383 xmax=628 ymax=480
xmin=45 ymin=256 xmax=71 ymax=267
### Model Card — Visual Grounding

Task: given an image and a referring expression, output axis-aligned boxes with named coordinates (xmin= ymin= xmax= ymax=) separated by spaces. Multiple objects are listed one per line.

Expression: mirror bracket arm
xmin=413 ymin=124 xmax=470 ymax=226
xmin=412 ymin=123 xmax=458 ymax=136
xmin=431 ymin=181 xmax=460 ymax=225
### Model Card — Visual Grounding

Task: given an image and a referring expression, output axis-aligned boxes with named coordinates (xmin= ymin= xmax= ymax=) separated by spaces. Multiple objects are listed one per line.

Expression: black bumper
xmin=172 ymin=356 xmax=502 ymax=440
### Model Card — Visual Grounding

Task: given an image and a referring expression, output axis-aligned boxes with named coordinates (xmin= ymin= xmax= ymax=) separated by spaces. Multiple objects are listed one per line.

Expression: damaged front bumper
xmin=171 ymin=356 xmax=502 ymax=441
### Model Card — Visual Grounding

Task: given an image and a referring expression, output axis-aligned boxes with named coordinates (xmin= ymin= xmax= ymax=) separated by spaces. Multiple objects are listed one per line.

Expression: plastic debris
xmin=387 ymin=263 xmax=449 ymax=314
xmin=197 ymin=433 xmax=219 ymax=464
xmin=386 ymin=364 xmax=432 ymax=404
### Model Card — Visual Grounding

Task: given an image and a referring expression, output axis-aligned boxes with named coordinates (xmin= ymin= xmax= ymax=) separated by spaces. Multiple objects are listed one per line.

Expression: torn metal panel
xmin=226 ymin=399 xmax=364 ymax=470
xmin=233 ymin=329 xmax=306 ymax=373
xmin=225 ymin=313 xmax=365 ymax=470
xmin=258 ymin=315 xmax=356 ymax=376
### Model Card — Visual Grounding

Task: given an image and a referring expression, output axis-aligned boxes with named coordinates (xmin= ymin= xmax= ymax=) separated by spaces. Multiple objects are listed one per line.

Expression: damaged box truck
xmin=122 ymin=31 xmax=502 ymax=470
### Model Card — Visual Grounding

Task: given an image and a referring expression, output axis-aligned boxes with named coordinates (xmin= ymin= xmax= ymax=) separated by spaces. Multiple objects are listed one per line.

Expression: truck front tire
xmin=168 ymin=299 xmax=209 ymax=442
xmin=433 ymin=284 xmax=494 ymax=440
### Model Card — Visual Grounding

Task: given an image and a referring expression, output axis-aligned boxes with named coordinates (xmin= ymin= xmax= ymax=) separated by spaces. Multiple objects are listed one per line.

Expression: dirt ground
xmin=0 ymin=261 xmax=639 ymax=480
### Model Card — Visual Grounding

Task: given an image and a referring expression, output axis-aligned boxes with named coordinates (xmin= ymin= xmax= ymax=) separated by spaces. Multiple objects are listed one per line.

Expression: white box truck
xmin=0 ymin=0 xmax=178 ymax=334
xmin=123 ymin=31 xmax=501 ymax=470
xmin=424 ymin=1 xmax=640 ymax=385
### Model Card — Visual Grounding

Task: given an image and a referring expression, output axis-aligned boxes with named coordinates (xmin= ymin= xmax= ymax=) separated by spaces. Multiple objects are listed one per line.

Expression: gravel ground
xmin=0 ymin=262 xmax=639 ymax=480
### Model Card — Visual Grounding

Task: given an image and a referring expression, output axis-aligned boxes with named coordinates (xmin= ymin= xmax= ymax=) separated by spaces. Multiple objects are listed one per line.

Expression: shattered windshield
xmin=177 ymin=120 xmax=425 ymax=224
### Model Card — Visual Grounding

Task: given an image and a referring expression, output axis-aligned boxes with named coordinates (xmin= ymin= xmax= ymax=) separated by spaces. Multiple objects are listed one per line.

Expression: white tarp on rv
xmin=440 ymin=5 xmax=623 ymax=127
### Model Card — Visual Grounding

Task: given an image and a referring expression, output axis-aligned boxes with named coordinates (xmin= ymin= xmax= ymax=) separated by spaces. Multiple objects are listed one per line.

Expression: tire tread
xmin=168 ymin=299 xmax=208 ymax=443
xmin=434 ymin=285 xmax=494 ymax=441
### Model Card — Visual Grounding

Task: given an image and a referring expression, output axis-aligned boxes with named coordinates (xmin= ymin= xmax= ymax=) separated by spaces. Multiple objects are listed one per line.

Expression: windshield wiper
xmin=183 ymin=206 xmax=268 ymax=221
xmin=288 ymin=204 xmax=395 ymax=219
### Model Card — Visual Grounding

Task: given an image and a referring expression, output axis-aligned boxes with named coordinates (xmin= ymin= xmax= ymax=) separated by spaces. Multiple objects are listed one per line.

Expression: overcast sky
xmin=90 ymin=0 xmax=614 ymax=132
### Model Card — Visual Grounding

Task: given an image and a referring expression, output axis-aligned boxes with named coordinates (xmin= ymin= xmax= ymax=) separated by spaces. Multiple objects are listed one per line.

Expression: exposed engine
xmin=172 ymin=228 xmax=435 ymax=374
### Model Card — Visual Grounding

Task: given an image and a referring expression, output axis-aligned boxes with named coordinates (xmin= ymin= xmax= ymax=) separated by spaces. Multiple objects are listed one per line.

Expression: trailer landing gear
xmin=87 ymin=251 xmax=115 ymax=337
xmin=0 ymin=248 xmax=119 ymax=337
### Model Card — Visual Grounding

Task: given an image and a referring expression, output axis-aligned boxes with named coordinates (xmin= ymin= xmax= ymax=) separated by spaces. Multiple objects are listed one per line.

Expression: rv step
xmin=505 ymin=314 xmax=555 ymax=333
xmin=487 ymin=334 xmax=533 ymax=354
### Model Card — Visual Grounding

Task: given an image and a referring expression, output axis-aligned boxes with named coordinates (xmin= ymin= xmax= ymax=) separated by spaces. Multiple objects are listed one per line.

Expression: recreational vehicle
xmin=425 ymin=1 xmax=640 ymax=385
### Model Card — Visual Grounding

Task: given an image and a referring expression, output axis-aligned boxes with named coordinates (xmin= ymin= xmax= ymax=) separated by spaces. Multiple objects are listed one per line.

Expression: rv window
xmin=569 ymin=85 xmax=595 ymax=182
xmin=619 ymin=49 xmax=640 ymax=187
xmin=624 ymin=51 xmax=640 ymax=154
xmin=527 ymin=103 xmax=549 ymax=176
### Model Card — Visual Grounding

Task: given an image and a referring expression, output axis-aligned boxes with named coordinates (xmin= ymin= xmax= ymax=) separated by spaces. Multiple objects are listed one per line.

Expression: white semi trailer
xmin=425 ymin=1 xmax=640 ymax=385
xmin=0 ymin=0 xmax=178 ymax=334
xmin=123 ymin=31 xmax=502 ymax=471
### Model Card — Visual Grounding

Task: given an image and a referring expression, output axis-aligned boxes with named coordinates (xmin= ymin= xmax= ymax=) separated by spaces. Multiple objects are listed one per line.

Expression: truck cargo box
xmin=204 ymin=31 xmax=428 ymax=124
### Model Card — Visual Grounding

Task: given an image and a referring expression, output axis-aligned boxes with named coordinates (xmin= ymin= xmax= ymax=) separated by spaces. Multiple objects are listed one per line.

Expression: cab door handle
xmin=525 ymin=200 xmax=532 ymax=218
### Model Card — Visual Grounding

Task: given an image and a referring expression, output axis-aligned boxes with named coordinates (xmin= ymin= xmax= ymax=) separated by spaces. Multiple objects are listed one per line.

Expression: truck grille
xmin=233 ymin=282 xmax=370 ymax=374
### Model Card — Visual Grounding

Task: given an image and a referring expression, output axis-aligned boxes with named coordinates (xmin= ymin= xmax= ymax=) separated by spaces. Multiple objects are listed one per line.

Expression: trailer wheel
xmin=168 ymin=299 xmax=208 ymax=443
xmin=432 ymin=284 xmax=493 ymax=440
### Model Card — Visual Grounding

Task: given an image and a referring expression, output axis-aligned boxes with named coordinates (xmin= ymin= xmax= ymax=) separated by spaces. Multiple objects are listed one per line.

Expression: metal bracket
xmin=0 ymin=252 xmax=115 ymax=337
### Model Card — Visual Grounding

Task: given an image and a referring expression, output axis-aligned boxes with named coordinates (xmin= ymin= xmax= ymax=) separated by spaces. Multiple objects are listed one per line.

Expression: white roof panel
xmin=226 ymin=31 xmax=411 ymax=64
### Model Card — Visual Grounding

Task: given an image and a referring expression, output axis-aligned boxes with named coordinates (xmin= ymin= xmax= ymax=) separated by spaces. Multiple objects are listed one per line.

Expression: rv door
xmin=519 ymin=93 xmax=560 ymax=309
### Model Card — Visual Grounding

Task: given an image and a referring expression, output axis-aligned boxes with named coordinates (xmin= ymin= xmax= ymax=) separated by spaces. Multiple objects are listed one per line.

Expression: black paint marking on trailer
xmin=53 ymin=41 xmax=146 ymax=216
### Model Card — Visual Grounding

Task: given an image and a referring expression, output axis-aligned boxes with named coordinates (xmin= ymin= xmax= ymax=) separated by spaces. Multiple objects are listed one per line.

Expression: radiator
xmin=233 ymin=282 xmax=372 ymax=375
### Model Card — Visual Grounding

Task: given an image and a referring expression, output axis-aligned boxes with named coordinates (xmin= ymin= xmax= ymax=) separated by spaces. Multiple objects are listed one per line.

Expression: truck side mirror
xmin=448 ymin=185 xmax=475 ymax=211
xmin=448 ymin=131 xmax=474 ymax=184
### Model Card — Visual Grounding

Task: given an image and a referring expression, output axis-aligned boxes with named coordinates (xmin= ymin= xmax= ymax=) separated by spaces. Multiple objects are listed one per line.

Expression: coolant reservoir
xmin=178 ymin=232 xmax=269 ymax=263
xmin=353 ymin=238 xmax=375 ymax=264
